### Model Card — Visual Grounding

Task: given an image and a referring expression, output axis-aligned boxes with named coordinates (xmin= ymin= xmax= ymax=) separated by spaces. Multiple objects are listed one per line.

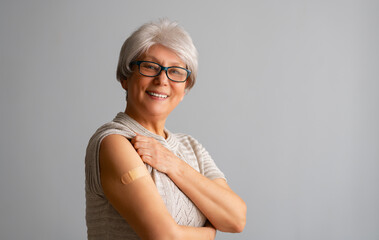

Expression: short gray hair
xmin=116 ymin=19 xmax=198 ymax=91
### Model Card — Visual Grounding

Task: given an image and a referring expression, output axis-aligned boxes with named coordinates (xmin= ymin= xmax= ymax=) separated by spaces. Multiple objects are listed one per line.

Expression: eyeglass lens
xmin=139 ymin=62 xmax=188 ymax=82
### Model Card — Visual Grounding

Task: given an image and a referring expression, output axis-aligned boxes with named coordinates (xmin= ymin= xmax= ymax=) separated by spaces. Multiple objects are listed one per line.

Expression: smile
xmin=146 ymin=91 xmax=168 ymax=99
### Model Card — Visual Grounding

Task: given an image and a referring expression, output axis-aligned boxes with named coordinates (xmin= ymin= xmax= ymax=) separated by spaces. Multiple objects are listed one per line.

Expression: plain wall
xmin=1 ymin=0 xmax=378 ymax=239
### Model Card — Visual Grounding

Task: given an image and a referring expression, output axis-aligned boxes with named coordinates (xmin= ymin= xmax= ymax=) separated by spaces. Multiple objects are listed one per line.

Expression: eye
xmin=142 ymin=62 xmax=159 ymax=71
xmin=169 ymin=68 xmax=186 ymax=76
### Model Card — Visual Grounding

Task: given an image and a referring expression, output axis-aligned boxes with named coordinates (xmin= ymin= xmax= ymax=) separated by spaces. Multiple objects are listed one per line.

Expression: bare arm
xmin=100 ymin=134 xmax=216 ymax=240
xmin=168 ymin=161 xmax=246 ymax=233
xmin=131 ymin=135 xmax=247 ymax=233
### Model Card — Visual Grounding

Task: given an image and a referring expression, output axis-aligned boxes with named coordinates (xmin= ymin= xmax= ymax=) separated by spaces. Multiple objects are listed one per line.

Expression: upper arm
xmin=99 ymin=134 xmax=178 ymax=240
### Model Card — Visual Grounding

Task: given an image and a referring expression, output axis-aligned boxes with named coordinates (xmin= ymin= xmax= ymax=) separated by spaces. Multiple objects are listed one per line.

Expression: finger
xmin=140 ymin=155 xmax=152 ymax=165
xmin=136 ymin=148 xmax=153 ymax=158
xmin=134 ymin=135 xmax=152 ymax=144
xmin=133 ymin=141 xmax=150 ymax=150
xmin=131 ymin=134 xmax=146 ymax=145
xmin=130 ymin=135 xmax=136 ymax=144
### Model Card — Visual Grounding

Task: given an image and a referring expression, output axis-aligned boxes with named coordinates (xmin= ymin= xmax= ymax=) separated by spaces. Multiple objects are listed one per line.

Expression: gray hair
xmin=116 ymin=19 xmax=198 ymax=91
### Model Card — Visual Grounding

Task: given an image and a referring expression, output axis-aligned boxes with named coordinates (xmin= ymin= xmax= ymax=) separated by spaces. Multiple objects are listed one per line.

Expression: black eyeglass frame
xmin=131 ymin=60 xmax=191 ymax=83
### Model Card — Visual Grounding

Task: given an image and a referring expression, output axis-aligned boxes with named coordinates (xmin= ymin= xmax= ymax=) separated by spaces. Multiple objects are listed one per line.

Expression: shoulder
xmin=87 ymin=120 xmax=134 ymax=150
xmin=100 ymin=134 xmax=135 ymax=163
xmin=173 ymin=133 xmax=200 ymax=146
xmin=93 ymin=121 xmax=132 ymax=141
xmin=85 ymin=120 xmax=135 ymax=170
xmin=172 ymin=132 xmax=206 ymax=154
xmin=85 ymin=121 xmax=136 ymax=195
xmin=99 ymin=134 xmax=144 ymax=182
xmin=101 ymin=134 xmax=131 ymax=148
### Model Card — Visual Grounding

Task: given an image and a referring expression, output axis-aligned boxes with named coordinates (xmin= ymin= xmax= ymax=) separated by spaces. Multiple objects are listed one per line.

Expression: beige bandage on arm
xmin=121 ymin=166 xmax=149 ymax=185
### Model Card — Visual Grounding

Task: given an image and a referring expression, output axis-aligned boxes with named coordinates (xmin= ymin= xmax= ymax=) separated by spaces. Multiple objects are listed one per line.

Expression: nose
xmin=154 ymin=69 xmax=169 ymax=85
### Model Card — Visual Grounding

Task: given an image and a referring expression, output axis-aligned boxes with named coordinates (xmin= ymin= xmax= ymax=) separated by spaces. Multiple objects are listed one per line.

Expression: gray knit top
xmin=85 ymin=112 xmax=226 ymax=239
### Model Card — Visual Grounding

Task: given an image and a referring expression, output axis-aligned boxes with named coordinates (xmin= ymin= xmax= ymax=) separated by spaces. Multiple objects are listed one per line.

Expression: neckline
xmin=113 ymin=112 xmax=178 ymax=150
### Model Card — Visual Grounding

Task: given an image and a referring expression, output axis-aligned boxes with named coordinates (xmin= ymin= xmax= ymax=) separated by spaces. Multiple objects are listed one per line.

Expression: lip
xmin=146 ymin=90 xmax=169 ymax=96
xmin=146 ymin=90 xmax=169 ymax=99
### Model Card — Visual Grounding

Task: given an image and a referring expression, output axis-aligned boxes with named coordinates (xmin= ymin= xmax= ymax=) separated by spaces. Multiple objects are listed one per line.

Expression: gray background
xmin=1 ymin=0 xmax=378 ymax=239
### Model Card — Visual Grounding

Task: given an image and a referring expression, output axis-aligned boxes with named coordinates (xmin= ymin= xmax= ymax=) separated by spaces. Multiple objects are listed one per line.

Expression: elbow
xmin=218 ymin=200 xmax=247 ymax=233
xmin=217 ymin=214 xmax=246 ymax=233
xmin=230 ymin=206 xmax=247 ymax=233
xmin=236 ymin=200 xmax=247 ymax=232
xmin=236 ymin=198 xmax=247 ymax=232
xmin=232 ymin=199 xmax=247 ymax=233
xmin=232 ymin=215 xmax=246 ymax=233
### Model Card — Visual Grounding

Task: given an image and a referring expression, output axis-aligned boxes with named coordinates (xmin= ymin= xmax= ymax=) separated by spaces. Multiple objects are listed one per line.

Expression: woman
xmin=85 ymin=19 xmax=246 ymax=240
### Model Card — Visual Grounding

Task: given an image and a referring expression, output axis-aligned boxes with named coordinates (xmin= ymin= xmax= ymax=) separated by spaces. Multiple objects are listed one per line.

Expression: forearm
xmin=130 ymin=134 xmax=246 ymax=232
xmin=167 ymin=159 xmax=246 ymax=232
xmin=100 ymin=135 xmax=216 ymax=240
xmin=174 ymin=224 xmax=216 ymax=240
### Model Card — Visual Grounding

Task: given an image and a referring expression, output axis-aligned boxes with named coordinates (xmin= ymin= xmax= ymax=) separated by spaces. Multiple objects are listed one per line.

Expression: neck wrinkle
xmin=113 ymin=112 xmax=179 ymax=152
xmin=124 ymin=108 xmax=166 ymax=138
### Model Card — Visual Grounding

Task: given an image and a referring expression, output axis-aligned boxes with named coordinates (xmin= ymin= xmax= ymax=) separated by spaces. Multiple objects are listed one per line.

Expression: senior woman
xmin=85 ymin=19 xmax=246 ymax=240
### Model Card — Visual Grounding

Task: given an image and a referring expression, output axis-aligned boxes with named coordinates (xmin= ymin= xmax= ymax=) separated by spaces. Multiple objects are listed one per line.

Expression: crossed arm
xmin=99 ymin=134 xmax=246 ymax=240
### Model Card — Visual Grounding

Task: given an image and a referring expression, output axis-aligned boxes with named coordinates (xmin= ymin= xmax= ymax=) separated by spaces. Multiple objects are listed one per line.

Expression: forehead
xmin=140 ymin=44 xmax=185 ymax=67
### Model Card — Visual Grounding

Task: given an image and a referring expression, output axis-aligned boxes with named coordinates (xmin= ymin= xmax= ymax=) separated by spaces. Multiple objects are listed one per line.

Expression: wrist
xmin=204 ymin=221 xmax=217 ymax=239
xmin=166 ymin=155 xmax=185 ymax=178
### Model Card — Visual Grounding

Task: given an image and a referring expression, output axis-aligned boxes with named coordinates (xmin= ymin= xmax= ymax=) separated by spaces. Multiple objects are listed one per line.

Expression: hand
xmin=131 ymin=134 xmax=179 ymax=174
xmin=204 ymin=220 xmax=217 ymax=239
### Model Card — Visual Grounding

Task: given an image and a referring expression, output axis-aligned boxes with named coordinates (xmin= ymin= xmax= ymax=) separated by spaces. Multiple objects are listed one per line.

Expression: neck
xmin=124 ymin=106 xmax=167 ymax=138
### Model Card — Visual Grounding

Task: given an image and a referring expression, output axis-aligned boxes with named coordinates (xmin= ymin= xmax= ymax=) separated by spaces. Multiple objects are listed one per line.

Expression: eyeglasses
xmin=131 ymin=61 xmax=191 ymax=83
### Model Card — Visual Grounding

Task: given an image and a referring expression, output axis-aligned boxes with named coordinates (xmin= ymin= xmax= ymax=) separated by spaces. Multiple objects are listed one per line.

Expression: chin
xmin=144 ymin=108 xmax=170 ymax=118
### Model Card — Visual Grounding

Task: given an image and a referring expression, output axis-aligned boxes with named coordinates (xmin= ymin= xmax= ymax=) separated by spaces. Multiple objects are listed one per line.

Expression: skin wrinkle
xmin=87 ymin=21 xmax=246 ymax=239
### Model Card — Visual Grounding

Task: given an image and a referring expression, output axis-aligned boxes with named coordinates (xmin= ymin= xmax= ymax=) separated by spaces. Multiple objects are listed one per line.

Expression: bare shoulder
xmin=101 ymin=134 xmax=132 ymax=150
xmin=100 ymin=134 xmax=142 ymax=177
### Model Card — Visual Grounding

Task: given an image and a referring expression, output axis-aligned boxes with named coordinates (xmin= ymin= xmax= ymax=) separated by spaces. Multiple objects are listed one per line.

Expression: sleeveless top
xmin=85 ymin=112 xmax=226 ymax=239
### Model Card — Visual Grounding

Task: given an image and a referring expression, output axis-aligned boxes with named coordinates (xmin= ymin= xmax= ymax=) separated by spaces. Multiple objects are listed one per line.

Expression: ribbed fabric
xmin=85 ymin=112 xmax=226 ymax=239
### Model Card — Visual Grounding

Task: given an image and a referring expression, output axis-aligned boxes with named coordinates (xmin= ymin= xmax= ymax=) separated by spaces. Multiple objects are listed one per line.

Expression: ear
xmin=121 ymin=79 xmax=128 ymax=91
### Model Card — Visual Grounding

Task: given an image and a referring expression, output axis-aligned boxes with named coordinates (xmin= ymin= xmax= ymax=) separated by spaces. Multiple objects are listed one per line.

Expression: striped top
xmin=85 ymin=112 xmax=226 ymax=239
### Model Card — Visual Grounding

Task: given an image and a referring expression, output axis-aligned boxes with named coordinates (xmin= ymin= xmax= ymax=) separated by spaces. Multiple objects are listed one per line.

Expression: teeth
xmin=147 ymin=91 xmax=168 ymax=98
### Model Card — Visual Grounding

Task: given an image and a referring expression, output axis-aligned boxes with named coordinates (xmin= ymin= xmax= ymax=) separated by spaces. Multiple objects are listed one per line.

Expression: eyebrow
xmin=143 ymin=56 xmax=185 ymax=68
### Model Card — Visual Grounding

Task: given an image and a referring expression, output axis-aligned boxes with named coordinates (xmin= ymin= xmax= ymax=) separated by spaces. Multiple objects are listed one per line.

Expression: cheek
xmin=179 ymin=91 xmax=185 ymax=101
xmin=129 ymin=78 xmax=149 ymax=93
xmin=173 ymin=85 xmax=186 ymax=101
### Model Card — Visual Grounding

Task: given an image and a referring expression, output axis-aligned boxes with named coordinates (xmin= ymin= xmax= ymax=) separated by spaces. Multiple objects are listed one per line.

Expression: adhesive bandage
xmin=121 ymin=166 xmax=149 ymax=185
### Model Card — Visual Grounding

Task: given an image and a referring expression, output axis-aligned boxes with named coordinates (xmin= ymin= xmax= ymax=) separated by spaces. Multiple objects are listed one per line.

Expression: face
xmin=122 ymin=44 xmax=187 ymax=121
